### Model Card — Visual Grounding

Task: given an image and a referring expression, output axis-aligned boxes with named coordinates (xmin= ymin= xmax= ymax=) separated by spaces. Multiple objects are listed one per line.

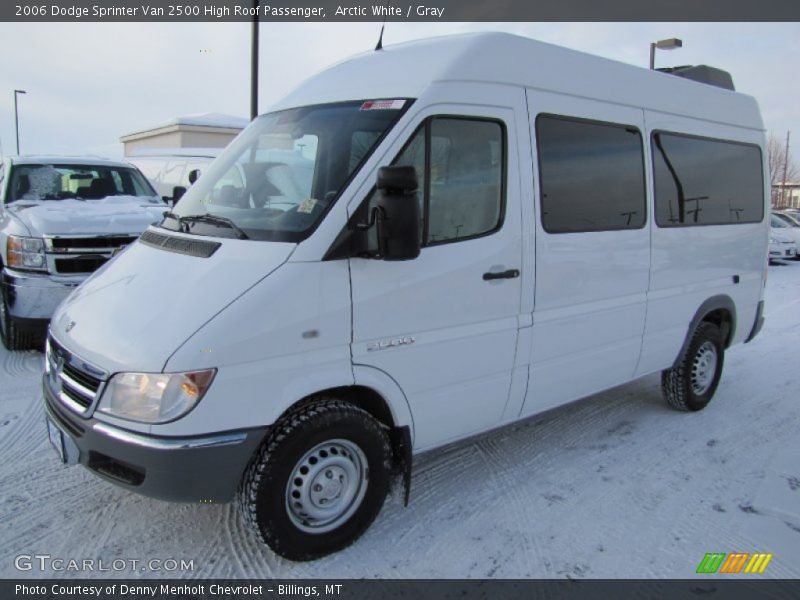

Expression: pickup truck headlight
xmin=97 ymin=369 xmax=216 ymax=423
xmin=7 ymin=235 xmax=46 ymax=271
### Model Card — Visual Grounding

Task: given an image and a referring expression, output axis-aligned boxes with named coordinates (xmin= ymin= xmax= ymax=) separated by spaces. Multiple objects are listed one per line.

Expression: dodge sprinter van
xmin=42 ymin=33 xmax=769 ymax=561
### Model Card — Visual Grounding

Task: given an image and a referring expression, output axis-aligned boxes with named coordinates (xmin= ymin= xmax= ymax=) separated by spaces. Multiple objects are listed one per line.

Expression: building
xmin=772 ymin=182 xmax=800 ymax=209
xmin=119 ymin=113 xmax=247 ymax=157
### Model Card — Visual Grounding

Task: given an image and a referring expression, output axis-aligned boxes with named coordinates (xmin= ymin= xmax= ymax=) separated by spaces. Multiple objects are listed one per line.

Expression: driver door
xmin=349 ymin=100 xmax=524 ymax=450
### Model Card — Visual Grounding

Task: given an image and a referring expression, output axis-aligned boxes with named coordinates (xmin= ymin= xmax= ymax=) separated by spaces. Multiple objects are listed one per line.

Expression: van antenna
xmin=375 ymin=1 xmax=389 ymax=51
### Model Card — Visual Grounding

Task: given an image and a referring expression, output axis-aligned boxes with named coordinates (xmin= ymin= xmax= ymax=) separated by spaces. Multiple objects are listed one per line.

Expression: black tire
xmin=0 ymin=291 xmax=37 ymax=351
xmin=238 ymin=397 xmax=392 ymax=561
xmin=661 ymin=321 xmax=725 ymax=412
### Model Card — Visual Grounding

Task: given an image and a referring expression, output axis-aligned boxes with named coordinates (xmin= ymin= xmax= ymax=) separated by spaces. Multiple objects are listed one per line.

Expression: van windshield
xmin=163 ymin=100 xmax=409 ymax=242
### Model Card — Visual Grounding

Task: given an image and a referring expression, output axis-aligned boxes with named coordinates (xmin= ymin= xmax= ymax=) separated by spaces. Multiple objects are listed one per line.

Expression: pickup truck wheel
xmin=661 ymin=321 xmax=725 ymax=411
xmin=238 ymin=398 xmax=392 ymax=561
xmin=0 ymin=292 xmax=35 ymax=351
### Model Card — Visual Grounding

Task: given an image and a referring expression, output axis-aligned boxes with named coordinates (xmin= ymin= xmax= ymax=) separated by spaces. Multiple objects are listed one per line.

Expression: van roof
xmin=272 ymin=32 xmax=763 ymax=131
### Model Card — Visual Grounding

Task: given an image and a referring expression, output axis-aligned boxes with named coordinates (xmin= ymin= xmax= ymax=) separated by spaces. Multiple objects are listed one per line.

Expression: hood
xmin=50 ymin=230 xmax=295 ymax=373
xmin=770 ymin=228 xmax=794 ymax=243
xmin=7 ymin=196 xmax=167 ymax=236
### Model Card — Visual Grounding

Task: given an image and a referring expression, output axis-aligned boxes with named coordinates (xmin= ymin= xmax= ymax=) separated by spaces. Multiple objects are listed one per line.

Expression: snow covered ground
xmin=1 ymin=262 xmax=799 ymax=579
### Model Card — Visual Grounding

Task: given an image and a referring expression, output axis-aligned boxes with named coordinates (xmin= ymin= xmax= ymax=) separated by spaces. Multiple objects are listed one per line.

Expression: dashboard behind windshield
xmin=164 ymin=99 xmax=410 ymax=242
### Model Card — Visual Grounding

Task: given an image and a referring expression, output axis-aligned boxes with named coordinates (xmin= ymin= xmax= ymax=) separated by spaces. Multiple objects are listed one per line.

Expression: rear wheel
xmin=238 ymin=397 xmax=392 ymax=561
xmin=661 ymin=321 xmax=725 ymax=411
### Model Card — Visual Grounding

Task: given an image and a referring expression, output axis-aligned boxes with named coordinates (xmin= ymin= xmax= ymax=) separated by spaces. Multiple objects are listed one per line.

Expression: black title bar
xmin=4 ymin=0 xmax=800 ymax=22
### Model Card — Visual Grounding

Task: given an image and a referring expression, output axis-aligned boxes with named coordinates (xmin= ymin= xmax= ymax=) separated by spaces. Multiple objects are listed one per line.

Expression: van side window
xmin=536 ymin=115 xmax=646 ymax=233
xmin=391 ymin=117 xmax=505 ymax=245
xmin=652 ymin=133 xmax=764 ymax=226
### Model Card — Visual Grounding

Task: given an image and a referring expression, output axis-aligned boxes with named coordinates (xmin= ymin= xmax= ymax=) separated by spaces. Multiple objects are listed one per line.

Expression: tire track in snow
xmin=0 ymin=391 xmax=47 ymax=465
xmin=2 ymin=349 xmax=42 ymax=378
xmin=220 ymin=502 xmax=278 ymax=578
xmin=472 ymin=436 xmax=539 ymax=576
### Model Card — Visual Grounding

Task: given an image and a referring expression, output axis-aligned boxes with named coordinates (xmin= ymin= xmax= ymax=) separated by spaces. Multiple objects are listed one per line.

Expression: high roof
xmin=272 ymin=32 xmax=762 ymax=131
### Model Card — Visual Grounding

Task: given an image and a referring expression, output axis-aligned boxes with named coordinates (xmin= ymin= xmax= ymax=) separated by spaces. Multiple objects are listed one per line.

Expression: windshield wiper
xmin=180 ymin=214 xmax=249 ymax=240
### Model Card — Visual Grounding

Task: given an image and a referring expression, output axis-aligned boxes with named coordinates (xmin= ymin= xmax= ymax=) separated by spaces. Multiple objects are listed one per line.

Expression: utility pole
xmin=250 ymin=0 xmax=259 ymax=121
xmin=781 ymin=131 xmax=791 ymax=208
xmin=14 ymin=89 xmax=27 ymax=155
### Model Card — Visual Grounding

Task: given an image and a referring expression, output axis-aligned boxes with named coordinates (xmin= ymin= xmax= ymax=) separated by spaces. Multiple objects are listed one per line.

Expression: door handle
xmin=482 ymin=269 xmax=520 ymax=281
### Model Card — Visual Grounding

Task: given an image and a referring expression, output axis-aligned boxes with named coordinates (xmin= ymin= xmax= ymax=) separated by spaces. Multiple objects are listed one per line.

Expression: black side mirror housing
xmin=172 ymin=186 xmax=187 ymax=204
xmin=188 ymin=169 xmax=201 ymax=185
xmin=373 ymin=166 xmax=421 ymax=261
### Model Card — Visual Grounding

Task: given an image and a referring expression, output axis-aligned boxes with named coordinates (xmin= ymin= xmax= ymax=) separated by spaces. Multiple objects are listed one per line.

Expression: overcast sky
xmin=0 ymin=22 xmax=798 ymax=161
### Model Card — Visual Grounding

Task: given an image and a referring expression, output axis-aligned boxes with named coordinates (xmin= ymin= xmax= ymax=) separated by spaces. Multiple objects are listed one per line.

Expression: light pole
xmin=14 ymin=89 xmax=26 ymax=155
xmin=250 ymin=0 xmax=259 ymax=120
xmin=649 ymin=38 xmax=683 ymax=70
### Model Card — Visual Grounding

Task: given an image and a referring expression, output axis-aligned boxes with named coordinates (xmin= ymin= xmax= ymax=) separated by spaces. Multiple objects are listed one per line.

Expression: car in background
xmin=127 ymin=148 xmax=220 ymax=205
xmin=0 ymin=155 xmax=166 ymax=350
xmin=769 ymin=230 xmax=795 ymax=262
xmin=770 ymin=213 xmax=800 ymax=257
xmin=774 ymin=210 xmax=800 ymax=227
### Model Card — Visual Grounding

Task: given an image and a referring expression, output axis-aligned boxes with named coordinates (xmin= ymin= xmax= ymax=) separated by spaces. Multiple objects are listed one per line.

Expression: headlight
xmin=97 ymin=369 xmax=216 ymax=423
xmin=7 ymin=235 xmax=46 ymax=270
xmin=769 ymin=237 xmax=777 ymax=244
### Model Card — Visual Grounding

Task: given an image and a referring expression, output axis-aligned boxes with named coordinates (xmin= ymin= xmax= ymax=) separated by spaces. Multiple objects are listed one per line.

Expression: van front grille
xmin=46 ymin=336 xmax=108 ymax=417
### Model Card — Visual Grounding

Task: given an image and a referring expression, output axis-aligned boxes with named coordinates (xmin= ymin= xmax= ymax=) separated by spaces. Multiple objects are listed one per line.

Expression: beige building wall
xmin=120 ymin=123 xmax=243 ymax=157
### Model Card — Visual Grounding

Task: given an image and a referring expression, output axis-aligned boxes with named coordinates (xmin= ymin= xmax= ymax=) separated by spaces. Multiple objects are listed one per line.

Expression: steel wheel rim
xmin=285 ymin=438 xmax=369 ymax=534
xmin=691 ymin=341 xmax=718 ymax=395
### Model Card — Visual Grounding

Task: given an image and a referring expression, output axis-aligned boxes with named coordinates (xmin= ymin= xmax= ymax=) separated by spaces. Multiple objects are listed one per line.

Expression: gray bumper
xmin=43 ymin=375 xmax=268 ymax=503
xmin=1 ymin=267 xmax=83 ymax=320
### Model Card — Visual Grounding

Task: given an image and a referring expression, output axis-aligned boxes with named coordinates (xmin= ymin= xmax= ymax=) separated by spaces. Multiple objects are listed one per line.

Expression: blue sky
xmin=0 ymin=22 xmax=798 ymax=164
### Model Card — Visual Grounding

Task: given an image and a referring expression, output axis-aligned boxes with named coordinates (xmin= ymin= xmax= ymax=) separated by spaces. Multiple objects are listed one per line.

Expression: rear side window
xmin=537 ymin=115 xmax=646 ymax=233
xmin=652 ymin=132 xmax=764 ymax=226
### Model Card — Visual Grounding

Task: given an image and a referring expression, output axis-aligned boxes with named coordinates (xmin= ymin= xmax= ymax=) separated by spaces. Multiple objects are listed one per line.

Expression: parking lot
xmin=1 ymin=261 xmax=799 ymax=578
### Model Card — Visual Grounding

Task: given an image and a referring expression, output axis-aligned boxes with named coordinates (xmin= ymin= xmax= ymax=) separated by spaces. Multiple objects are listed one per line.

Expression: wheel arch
xmin=272 ymin=367 xmax=415 ymax=505
xmin=672 ymin=295 xmax=736 ymax=368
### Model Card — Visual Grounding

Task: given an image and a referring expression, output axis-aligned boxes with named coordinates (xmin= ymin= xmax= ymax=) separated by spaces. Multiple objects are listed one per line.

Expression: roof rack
xmin=656 ymin=65 xmax=735 ymax=91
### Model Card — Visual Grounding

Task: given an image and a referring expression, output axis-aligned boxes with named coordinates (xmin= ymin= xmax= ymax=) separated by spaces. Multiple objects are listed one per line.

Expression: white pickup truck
xmin=0 ymin=156 xmax=167 ymax=350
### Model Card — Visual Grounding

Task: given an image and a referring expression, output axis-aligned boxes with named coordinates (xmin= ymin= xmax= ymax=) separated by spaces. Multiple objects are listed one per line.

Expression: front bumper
xmin=769 ymin=245 xmax=796 ymax=259
xmin=43 ymin=375 xmax=268 ymax=502
xmin=1 ymin=267 xmax=83 ymax=320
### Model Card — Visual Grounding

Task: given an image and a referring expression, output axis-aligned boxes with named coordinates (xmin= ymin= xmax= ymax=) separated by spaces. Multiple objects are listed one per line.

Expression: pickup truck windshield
xmin=163 ymin=100 xmax=409 ymax=242
xmin=8 ymin=164 xmax=157 ymax=202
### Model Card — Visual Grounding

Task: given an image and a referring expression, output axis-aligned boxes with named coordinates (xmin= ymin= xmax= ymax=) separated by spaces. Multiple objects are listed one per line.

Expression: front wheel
xmin=0 ymin=290 xmax=37 ymax=351
xmin=661 ymin=321 xmax=725 ymax=411
xmin=238 ymin=398 xmax=392 ymax=561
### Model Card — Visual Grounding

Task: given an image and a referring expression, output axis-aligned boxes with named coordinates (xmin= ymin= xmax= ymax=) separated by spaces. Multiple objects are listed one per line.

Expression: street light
xmin=649 ymin=38 xmax=683 ymax=70
xmin=14 ymin=89 xmax=26 ymax=155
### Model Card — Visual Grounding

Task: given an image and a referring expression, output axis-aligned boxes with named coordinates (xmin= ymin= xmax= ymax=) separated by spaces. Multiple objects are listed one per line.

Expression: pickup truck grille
xmin=44 ymin=235 xmax=138 ymax=275
xmin=46 ymin=336 xmax=107 ymax=417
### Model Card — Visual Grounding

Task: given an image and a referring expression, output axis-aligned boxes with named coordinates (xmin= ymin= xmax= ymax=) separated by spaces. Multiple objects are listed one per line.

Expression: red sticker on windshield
xmin=360 ymin=99 xmax=406 ymax=111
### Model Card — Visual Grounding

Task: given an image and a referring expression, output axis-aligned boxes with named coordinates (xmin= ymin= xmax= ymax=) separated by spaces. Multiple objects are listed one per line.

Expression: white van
xmin=42 ymin=33 xmax=769 ymax=561
xmin=127 ymin=148 xmax=220 ymax=203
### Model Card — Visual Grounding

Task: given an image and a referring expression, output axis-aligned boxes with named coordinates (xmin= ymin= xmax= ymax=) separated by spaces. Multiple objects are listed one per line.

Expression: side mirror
xmin=172 ymin=186 xmax=187 ymax=204
xmin=373 ymin=166 xmax=421 ymax=261
xmin=188 ymin=169 xmax=201 ymax=185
